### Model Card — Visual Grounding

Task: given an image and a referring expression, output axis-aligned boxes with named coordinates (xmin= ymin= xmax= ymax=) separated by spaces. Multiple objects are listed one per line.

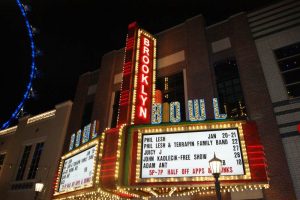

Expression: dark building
xmin=247 ymin=1 xmax=300 ymax=199
xmin=63 ymin=0 xmax=299 ymax=199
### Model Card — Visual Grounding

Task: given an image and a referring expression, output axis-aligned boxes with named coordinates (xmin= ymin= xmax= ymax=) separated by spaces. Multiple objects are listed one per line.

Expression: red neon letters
xmin=139 ymin=37 xmax=150 ymax=119
xmin=134 ymin=34 xmax=154 ymax=124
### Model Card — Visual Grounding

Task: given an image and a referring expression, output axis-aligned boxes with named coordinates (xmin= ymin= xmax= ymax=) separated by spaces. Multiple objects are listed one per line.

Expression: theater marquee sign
xmin=122 ymin=120 xmax=268 ymax=189
xmin=53 ymin=22 xmax=269 ymax=200
xmin=140 ymin=128 xmax=245 ymax=178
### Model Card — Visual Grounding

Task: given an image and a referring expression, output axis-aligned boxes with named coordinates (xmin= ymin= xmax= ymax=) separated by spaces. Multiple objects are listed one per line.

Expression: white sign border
xmin=140 ymin=128 xmax=246 ymax=179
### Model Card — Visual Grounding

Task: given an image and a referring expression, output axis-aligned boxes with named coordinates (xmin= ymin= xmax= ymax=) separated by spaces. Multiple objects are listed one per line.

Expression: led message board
xmin=58 ymin=145 xmax=97 ymax=193
xmin=141 ymin=129 xmax=244 ymax=178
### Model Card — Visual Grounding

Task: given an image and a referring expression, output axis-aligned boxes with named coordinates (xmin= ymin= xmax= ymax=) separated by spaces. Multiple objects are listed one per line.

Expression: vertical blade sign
xmin=117 ymin=22 xmax=156 ymax=126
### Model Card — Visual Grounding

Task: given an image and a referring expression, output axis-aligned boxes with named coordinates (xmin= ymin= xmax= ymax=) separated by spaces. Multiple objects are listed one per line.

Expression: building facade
xmin=0 ymin=101 xmax=72 ymax=200
xmin=61 ymin=1 xmax=299 ymax=199
xmin=247 ymin=0 xmax=300 ymax=199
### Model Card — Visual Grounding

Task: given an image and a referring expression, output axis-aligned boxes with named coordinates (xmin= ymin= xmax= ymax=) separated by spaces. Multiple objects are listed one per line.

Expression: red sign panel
xmin=117 ymin=22 xmax=137 ymax=127
xmin=117 ymin=23 xmax=156 ymax=127
xmin=132 ymin=32 xmax=156 ymax=124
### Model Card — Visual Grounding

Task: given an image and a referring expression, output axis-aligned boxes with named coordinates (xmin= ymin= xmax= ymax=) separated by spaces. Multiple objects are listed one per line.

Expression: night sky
xmin=0 ymin=0 xmax=282 ymax=128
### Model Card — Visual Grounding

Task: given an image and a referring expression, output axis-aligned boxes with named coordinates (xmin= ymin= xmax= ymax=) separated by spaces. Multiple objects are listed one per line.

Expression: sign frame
xmin=53 ymin=138 xmax=100 ymax=196
xmin=123 ymin=121 xmax=254 ymax=186
xmin=139 ymin=128 xmax=246 ymax=179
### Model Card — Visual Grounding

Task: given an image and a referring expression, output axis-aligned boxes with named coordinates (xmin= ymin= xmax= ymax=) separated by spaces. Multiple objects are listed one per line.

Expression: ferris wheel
xmin=1 ymin=0 xmax=38 ymax=130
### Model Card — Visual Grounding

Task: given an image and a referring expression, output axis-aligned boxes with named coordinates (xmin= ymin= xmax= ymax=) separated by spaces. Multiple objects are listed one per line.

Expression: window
xmin=274 ymin=42 xmax=300 ymax=98
xmin=157 ymin=72 xmax=186 ymax=121
xmin=81 ymin=101 xmax=94 ymax=128
xmin=0 ymin=153 xmax=6 ymax=174
xmin=16 ymin=145 xmax=32 ymax=180
xmin=27 ymin=142 xmax=44 ymax=179
xmin=214 ymin=58 xmax=247 ymax=119
xmin=111 ymin=90 xmax=120 ymax=128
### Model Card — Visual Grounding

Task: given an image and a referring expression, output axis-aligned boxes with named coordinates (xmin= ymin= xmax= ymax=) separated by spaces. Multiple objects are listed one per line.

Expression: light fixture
xmin=34 ymin=182 xmax=44 ymax=200
xmin=209 ymin=153 xmax=222 ymax=200
xmin=35 ymin=182 xmax=44 ymax=192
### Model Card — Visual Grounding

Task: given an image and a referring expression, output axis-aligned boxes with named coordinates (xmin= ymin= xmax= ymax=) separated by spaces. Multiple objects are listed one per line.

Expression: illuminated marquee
xmin=141 ymin=129 xmax=245 ymax=179
xmin=121 ymin=120 xmax=268 ymax=190
xmin=133 ymin=121 xmax=251 ymax=184
xmin=59 ymin=145 xmax=97 ymax=193
xmin=54 ymin=138 xmax=99 ymax=196
xmin=53 ymin=22 xmax=269 ymax=200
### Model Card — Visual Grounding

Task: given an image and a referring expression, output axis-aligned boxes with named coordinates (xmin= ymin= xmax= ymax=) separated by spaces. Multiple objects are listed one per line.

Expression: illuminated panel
xmin=188 ymin=99 xmax=206 ymax=121
xmin=91 ymin=120 xmax=99 ymax=139
xmin=69 ymin=133 xmax=75 ymax=151
xmin=151 ymin=103 xmax=162 ymax=124
xmin=141 ymin=129 xmax=244 ymax=178
xmin=213 ymin=98 xmax=227 ymax=119
xmin=53 ymin=139 xmax=99 ymax=196
xmin=82 ymin=123 xmax=91 ymax=144
xmin=75 ymin=130 xmax=81 ymax=147
xmin=58 ymin=146 xmax=97 ymax=192
xmin=131 ymin=121 xmax=252 ymax=184
xmin=131 ymin=29 xmax=156 ymax=125
xmin=169 ymin=101 xmax=181 ymax=123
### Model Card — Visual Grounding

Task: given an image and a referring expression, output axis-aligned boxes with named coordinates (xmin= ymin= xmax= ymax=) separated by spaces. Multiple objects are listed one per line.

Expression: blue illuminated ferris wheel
xmin=1 ymin=0 xmax=37 ymax=130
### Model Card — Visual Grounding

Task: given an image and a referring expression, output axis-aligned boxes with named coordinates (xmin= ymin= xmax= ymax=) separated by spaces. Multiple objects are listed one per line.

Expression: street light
xmin=34 ymin=182 xmax=44 ymax=200
xmin=209 ymin=153 xmax=222 ymax=200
